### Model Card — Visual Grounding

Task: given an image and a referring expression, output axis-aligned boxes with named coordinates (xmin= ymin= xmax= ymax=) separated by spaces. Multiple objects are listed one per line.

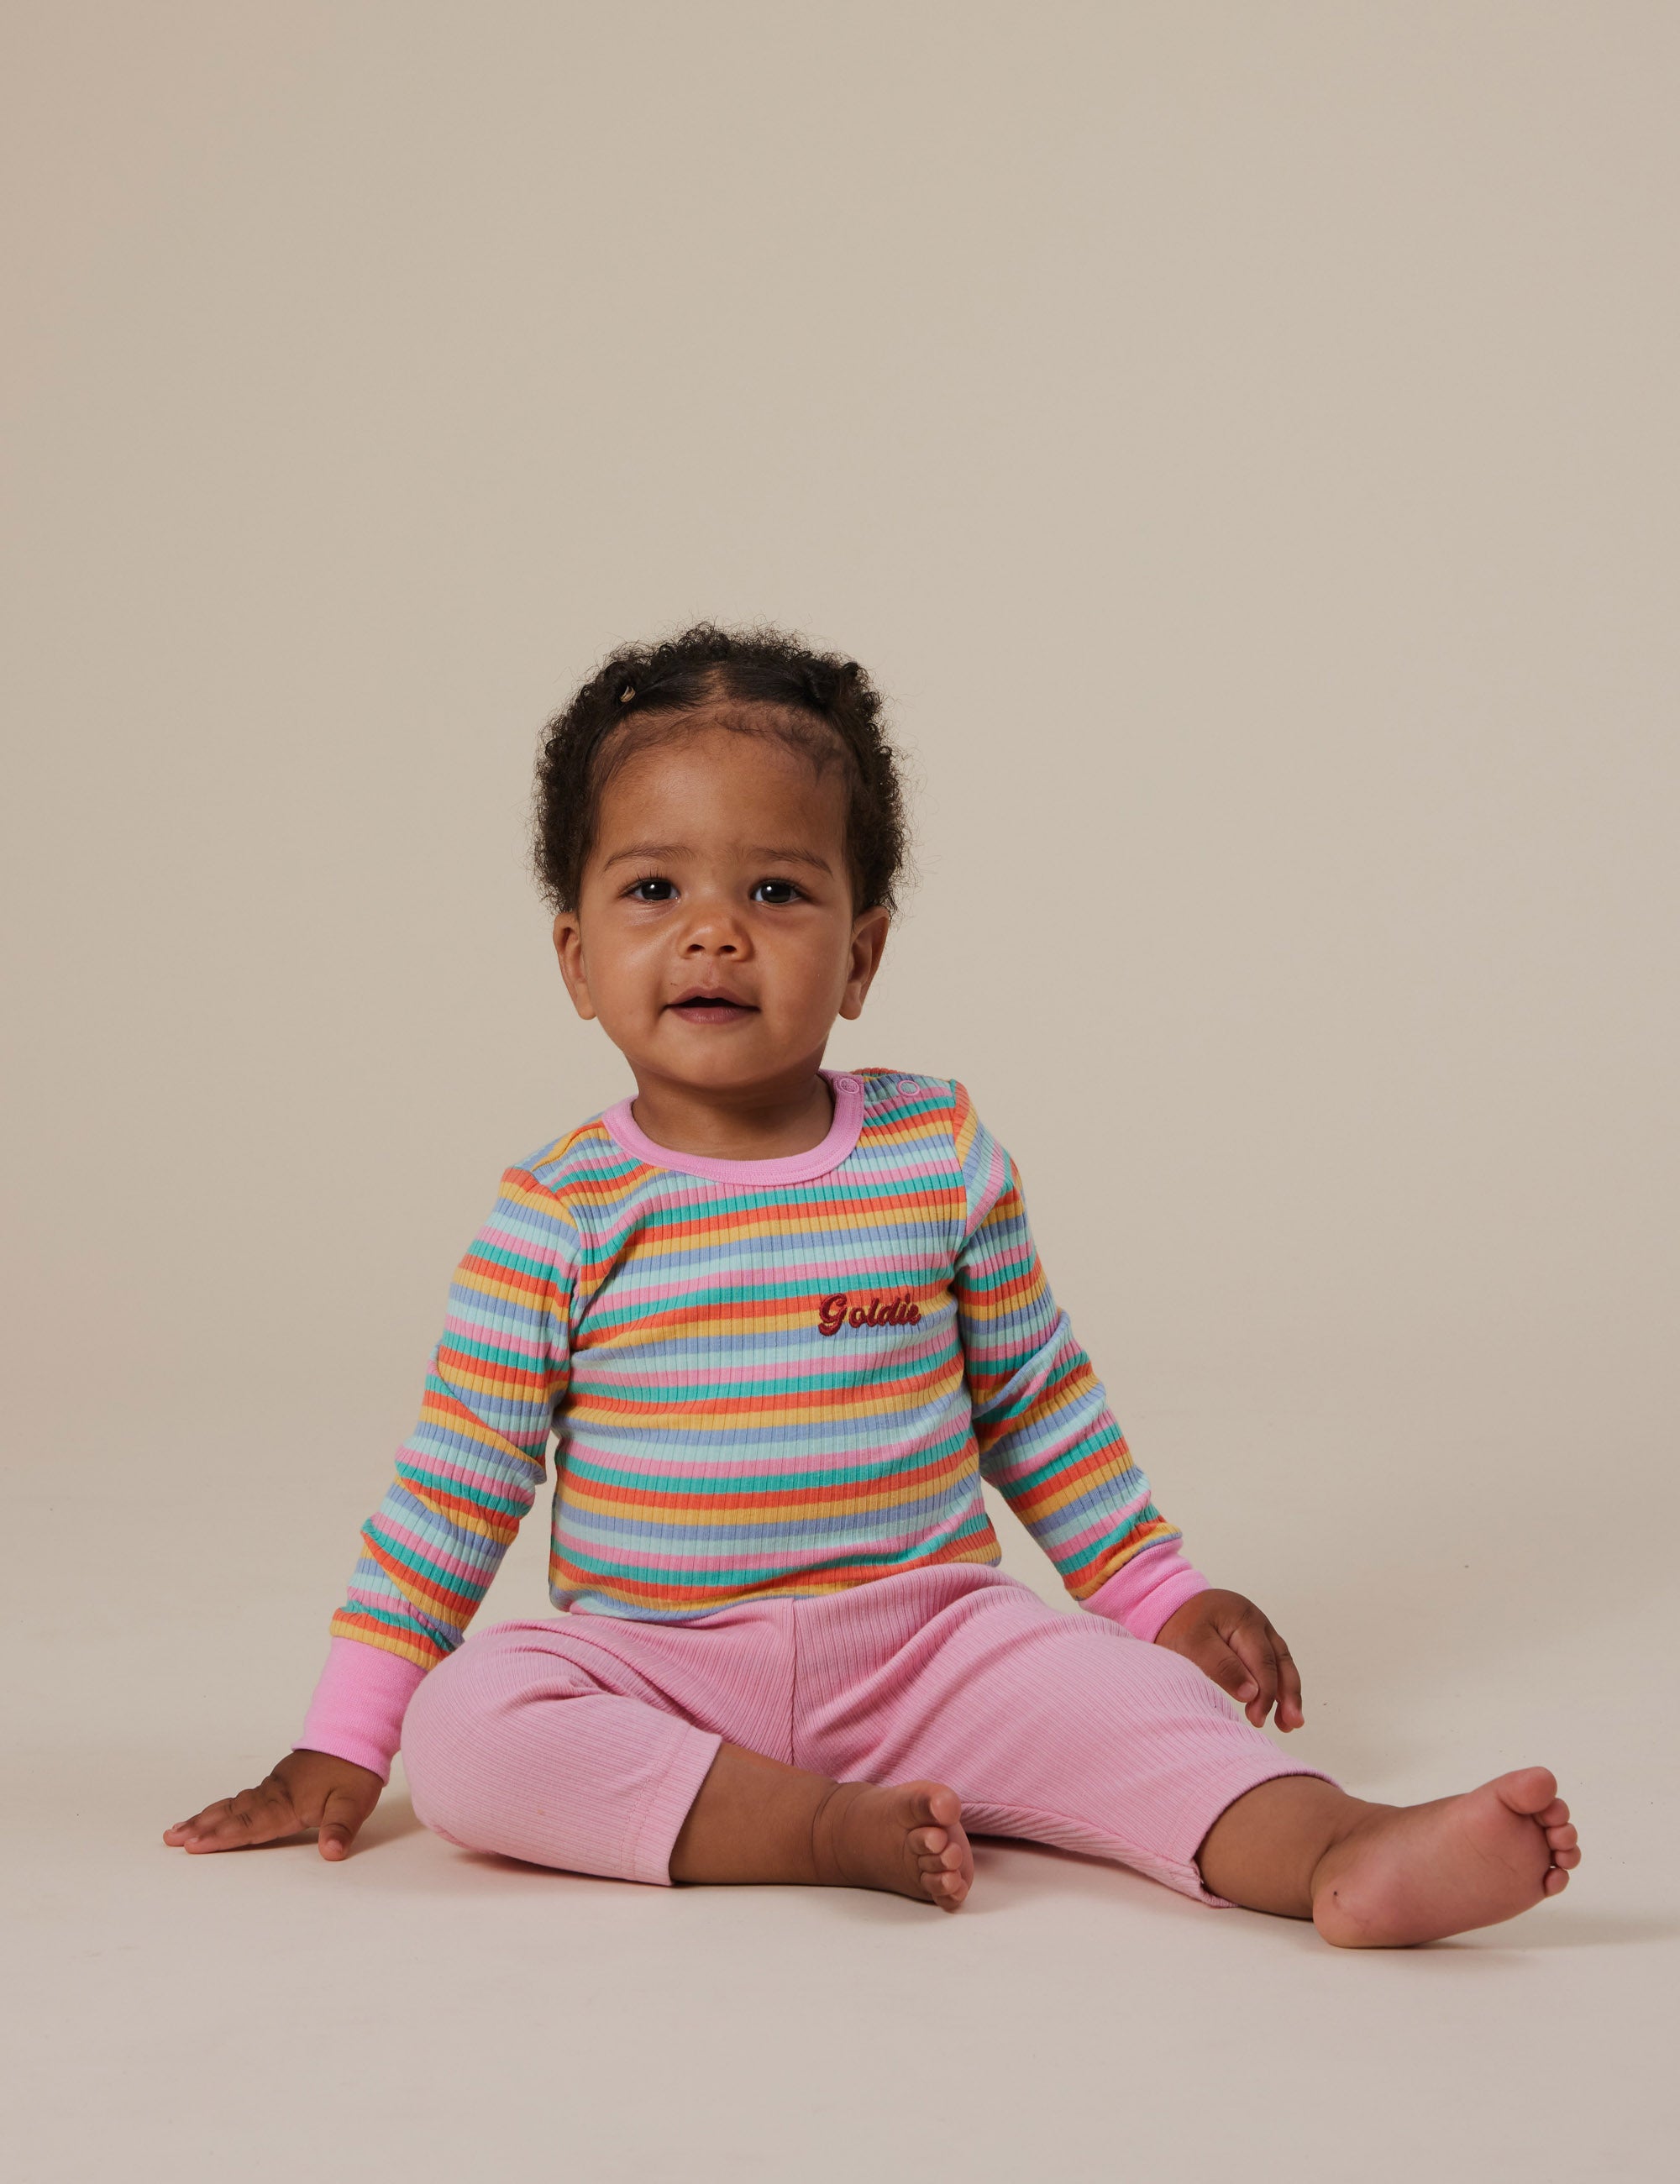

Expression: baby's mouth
xmin=666 ymin=990 xmax=759 ymax=1025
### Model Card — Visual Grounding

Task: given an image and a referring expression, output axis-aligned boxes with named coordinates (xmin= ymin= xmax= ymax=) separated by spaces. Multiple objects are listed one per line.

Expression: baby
xmin=165 ymin=624 xmax=1580 ymax=1941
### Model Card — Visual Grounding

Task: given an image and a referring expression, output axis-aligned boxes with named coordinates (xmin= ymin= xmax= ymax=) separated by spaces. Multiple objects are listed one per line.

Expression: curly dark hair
xmin=530 ymin=622 xmax=911 ymax=915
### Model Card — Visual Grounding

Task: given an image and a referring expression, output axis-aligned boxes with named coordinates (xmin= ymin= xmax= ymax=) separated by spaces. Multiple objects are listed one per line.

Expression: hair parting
xmin=530 ymin=622 xmax=911 ymax=914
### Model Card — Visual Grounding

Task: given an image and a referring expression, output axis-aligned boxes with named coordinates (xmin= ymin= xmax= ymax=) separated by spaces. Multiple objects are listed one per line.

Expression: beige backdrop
xmin=4 ymin=5 xmax=1676 ymax=2181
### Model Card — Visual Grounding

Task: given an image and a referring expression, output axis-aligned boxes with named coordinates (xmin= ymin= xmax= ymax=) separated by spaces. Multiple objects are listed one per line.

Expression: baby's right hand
xmin=163 ymin=1748 xmax=383 ymax=1861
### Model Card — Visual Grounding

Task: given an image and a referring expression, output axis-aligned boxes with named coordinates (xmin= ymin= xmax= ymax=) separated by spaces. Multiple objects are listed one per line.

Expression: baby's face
xmin=553 ymin=717 xmax=889 ymax=1099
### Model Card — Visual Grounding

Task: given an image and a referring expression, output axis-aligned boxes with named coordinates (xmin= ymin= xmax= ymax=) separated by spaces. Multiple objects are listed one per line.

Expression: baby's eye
xmin=626 ymin=876 xmax=676 ymax=902
xmin=751 ymin=879 xmax=803 ymax=906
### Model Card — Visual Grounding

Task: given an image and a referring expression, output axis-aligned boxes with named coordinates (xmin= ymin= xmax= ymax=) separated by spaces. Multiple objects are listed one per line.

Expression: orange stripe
xmin=546 ymin=1531 xmax=1001 ymax=1609
xmin=567 ymin=1361 xmax=965 ymax=1429
xmin=328 ymin=1614 xmax=443 ymax=1669
xmin=561 ymin=1444 xmax=974 ymax=1519
xmin=1065 ymin=1518 xmax=1179 ymax=1595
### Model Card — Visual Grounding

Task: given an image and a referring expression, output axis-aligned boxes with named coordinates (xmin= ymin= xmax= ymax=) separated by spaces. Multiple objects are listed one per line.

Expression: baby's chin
xmin=620 ymin=1020 xmax=825 ymax=1091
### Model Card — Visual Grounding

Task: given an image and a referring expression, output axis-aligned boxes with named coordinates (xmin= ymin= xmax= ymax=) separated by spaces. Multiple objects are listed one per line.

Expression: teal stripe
xmin=433 ymin=1327 xmax=553 ymax=1372
xmin=560 ymin=1422 xmax=974 ymax=1494
xmin=461 ymin=1236 xmax=567 ymax=1284
xmin=362 ymin=1520 xmax=492 ymax=1604
xmin=392 ymin=1460 xmax=533 ymax=1519
xmin=555 ymin=1513 xmax=995 ymax=1590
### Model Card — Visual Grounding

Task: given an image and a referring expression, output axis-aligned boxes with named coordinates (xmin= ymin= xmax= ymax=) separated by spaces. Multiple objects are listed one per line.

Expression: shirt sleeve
xmin=949 ymin=1081 xmax=1209 ymax=1639
xmin=294 ymin=1163 xmax=576 ymax=1778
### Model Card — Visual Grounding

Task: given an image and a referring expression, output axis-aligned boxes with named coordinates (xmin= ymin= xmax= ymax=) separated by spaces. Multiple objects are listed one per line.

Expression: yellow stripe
xmin=559 ymin=1471 xmax=974 ymax=1528
xmin=417 ymin=1394 xmax=549 ymax=1466
xmin=328 ymin=1615 xmax=441 ymax=1669
xmin=565 ymin=1370 xmax=969 ymax=1433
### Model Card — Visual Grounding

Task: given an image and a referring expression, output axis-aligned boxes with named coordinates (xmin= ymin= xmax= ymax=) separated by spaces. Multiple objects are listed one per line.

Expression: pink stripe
xmin=394 ymin=1452 xmax=540 ymax=1494
xmin=439 ymin=1322 xmax=554 ymax=1366
xmin=576 ymin=1345 xmax=951 ymax=1394
xmin=376 ymin=1519 xmax=501 ymax=1587
xmin=554 ymin=1525 xmax=981 ymax=1575
xmin=981 ymin=1410 xmax=1121 ymax=1486
xmin=1052 ymin=1488 xmax=1156 ymax=1558
xmin=563 ymin=1425 xmax=961 ymax=1481
xmin=598 ymin=1252 xmax=951 ymax=1307
xmin=963 ymin=1142 xmax=1009 ymax=1234
xmin=470 ymin=1221 xmax=568 ymax=1257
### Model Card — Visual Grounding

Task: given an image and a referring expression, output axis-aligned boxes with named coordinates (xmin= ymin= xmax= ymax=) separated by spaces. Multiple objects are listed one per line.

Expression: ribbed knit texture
xmin=399 ymin=1564 xmax=1331 ymax=1901
xmin=324 ymin=1068 xmax=1184 ymax=1679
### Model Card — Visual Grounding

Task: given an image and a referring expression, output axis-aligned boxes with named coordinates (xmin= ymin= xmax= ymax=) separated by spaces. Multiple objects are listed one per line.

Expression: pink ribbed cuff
xmin=1083 ymin=1541 xmax=1211 ymax=1643
xmin=295 ymin=1635 xmax=430 ymax=1782
xmin=629 ymin=1727 xmax=727 ymax=1886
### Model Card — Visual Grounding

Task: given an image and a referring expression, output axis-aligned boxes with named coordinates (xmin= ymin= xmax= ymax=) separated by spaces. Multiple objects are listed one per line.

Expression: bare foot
xmin=811 ymin=1779 xmax=974 ymax=1911
xmin=1311 ymin=1767 xmax=1581 ymax=1947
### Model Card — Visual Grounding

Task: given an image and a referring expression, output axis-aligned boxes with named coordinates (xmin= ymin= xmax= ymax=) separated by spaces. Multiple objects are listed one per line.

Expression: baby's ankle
xmin=1307 ymin=1797 xmax=1392 ymax=1907
xmin=809 ymin=1779 xmax=869 ymax=1887
xmin=1198 ymin=1776 xmax=1377 ymax=1916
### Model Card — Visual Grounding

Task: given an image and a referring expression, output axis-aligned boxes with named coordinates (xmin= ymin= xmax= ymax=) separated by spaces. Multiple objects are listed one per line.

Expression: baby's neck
xmin=626 ymin=1069 xmax=837 ymax=1162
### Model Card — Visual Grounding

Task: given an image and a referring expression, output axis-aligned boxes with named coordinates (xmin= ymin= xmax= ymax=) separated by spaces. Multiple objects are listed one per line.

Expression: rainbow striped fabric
xmin=328 ymin=1070 xmax=1182 ymax=1672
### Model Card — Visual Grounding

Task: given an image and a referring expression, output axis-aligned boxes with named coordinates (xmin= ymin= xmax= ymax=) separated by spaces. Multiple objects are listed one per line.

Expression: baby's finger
xmin=166 ymin=1782 xmax=298 ymax=1853
xmin=1194 ymin=1635 xmax=1262 ymax=1711
xmin=315 ymin=1787 xmax=369 ymax=1861
xmin=163 ymin=1795 xmax=239 ymax=1844
xmin=1273 ymin=1635 xmax=1305 ymax=1731
xmin=1226 ymin=1619 xmax=1280 ymax=1727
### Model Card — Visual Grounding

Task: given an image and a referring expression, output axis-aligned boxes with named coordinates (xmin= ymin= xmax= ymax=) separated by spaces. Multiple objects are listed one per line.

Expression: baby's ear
xmin=551 ymin=911 xmax=596 ymax=1021
xmin=841 ymin=906 xmax=891 ymax=1016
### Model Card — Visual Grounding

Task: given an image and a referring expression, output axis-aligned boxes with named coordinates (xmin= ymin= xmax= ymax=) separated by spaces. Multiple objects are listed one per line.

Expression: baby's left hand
xmin=1153 ymin=1590 xmax=1305 ymax=1731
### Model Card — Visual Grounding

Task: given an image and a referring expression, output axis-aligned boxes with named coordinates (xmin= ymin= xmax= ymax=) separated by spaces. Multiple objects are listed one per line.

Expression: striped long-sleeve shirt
xmin=297 ymin=1069 xmax=1209 ymax=1777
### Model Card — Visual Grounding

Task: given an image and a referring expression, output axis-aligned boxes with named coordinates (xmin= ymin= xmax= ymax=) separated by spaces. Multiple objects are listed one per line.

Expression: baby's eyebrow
xmin=601 ymin=841 xmax=689 ymax=869
xmin=743 ymin=844 xmax=833 ymax=874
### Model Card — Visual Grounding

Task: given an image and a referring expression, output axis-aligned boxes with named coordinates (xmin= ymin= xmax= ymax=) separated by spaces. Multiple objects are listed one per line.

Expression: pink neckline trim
xmin=601 ymin=1071 xmax=865 ymax=1184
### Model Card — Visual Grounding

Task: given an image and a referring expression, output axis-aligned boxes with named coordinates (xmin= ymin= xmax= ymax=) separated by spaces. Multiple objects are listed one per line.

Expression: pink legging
xmin=399 ymin=1563 xmax=1331 ymax=1904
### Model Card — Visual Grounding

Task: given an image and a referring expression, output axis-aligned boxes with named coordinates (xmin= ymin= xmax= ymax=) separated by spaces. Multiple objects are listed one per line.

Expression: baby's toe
xmin=909 ymin=1825 xmax=948 ymax=1857
xmin=1543 ymin=1866 xmax=1570 ymax=1894
xmin=1550 ymin=1845 xmax=1582 ymax=1869
xmin=1536 ymin=1797 xmax=1570 ymax=1829
xmin=1545 ymin=1822 xmax=1578 ymax=1851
